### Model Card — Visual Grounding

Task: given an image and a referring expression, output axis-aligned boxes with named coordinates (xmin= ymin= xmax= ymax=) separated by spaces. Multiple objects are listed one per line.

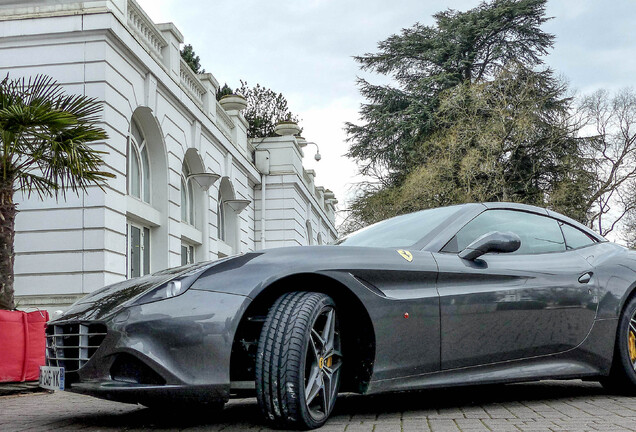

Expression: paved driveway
xmin=1 ymin=380 xmax=636 ymax=431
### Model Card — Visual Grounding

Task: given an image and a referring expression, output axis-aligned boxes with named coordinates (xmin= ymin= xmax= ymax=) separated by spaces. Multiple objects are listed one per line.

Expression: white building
xmin=0 ymin=0 xmax=338 ymax=312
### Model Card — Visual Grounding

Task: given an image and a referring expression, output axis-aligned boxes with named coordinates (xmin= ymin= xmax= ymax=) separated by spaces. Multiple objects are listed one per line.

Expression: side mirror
xmin=458 ymin=231 xmax=521 ymax=261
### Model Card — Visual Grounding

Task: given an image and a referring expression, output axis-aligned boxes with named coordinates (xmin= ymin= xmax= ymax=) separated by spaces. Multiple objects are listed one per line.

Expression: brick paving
xmin=1 ymin=380 xmax=636 ymax=431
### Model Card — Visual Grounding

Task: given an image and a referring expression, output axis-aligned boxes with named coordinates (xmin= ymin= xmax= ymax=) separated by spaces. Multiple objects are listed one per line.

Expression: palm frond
xmin=0 ymin=74 xmax=112 ymax=197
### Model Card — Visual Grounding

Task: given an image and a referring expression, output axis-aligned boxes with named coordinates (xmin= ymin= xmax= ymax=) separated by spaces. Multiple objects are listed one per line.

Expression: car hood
xmin=55 ymin=245 xmax=436 ymax=321
xmin=189 ymin=245 xmax=438 ymax=298
xmin=55 ymin=260 xmax=227 ymax=322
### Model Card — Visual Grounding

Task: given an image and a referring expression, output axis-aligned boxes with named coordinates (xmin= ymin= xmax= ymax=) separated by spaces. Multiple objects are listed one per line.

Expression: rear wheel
xmin=601 ymin=296 xmax=636 ymax=393
xmin=256 ymin=291 xmax=343 ymax=429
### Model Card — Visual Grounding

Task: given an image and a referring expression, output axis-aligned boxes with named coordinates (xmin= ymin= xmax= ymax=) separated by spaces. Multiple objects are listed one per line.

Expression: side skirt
xmin=366 ymin=318 xmax=618 ymax=395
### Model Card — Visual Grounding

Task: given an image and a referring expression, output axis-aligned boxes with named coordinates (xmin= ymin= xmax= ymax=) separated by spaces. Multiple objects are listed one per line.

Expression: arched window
xmin=306 ymin=221 xmax=313 ymax=245
xmin=317 ymin=233 xmax=323 ymax=245
xmin=128 ymin=119 xmax=150 ymax=203
xmin=217 ymin=189 xmax=225 ymax=241
xmin=216 ymin=177 xmax=239 ymax=255
xmin=181 ymin=161 xmax=194 ymax=225
xmin=126 ymin=108 xmax=170 ymax=277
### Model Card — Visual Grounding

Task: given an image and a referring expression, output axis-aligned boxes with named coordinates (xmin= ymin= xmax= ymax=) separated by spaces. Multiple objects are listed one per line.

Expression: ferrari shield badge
xmin=397 ymin=250 xmax=413 ymax=262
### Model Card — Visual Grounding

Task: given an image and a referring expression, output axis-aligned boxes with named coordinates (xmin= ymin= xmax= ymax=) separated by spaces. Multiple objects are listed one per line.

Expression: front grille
xmin=46 ymin=323 xmax=107 ymax=372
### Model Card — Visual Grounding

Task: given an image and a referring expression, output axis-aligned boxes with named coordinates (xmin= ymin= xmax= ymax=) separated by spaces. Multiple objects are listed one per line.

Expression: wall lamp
xmin=187 ymin=173 xmax=220 ymax=191
xmin=224 ymin=199 xmax=251 ymax=214
xmin=299 ymin=141 xmax=322 ymax=162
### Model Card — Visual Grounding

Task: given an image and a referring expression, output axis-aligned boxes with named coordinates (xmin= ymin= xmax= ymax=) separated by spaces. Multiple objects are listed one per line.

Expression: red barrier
xmin=0 ymin=310 xmax=49 ymax=383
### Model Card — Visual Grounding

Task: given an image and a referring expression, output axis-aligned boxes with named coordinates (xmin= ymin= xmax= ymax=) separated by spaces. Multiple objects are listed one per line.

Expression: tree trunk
xmin=0 ymin=180 xmax=16 ymax=310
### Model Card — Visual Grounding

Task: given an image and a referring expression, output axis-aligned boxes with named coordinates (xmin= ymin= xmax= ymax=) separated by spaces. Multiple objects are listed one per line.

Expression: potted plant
xmin=274 ymin=120 xmax=301 ymax=136
xmin=219 ymin=94 xmax=247 ymax=111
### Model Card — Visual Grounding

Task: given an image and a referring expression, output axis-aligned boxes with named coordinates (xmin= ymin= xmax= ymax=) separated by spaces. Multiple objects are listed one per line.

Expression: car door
xmin=433 ymin=209 xmax=598 ymax=370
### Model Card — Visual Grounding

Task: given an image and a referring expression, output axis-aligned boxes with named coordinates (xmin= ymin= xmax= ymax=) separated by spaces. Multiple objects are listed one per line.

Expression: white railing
xmin=127 ymin=0 xmax=167 ymax=60
xmin=179 ymin=58 xmax=207 ymax=105
xmin=126 ymin=0 xmax=237 ymax=145
xmin=215 ymin=101 xmax=235 ymax=139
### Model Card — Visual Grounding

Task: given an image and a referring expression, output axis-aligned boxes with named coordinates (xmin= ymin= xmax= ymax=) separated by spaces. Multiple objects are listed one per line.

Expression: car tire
xmin=600 ymin=295 xmax=636 ymax=394
xmin=256 ymin=291 xmax=343 ymax=430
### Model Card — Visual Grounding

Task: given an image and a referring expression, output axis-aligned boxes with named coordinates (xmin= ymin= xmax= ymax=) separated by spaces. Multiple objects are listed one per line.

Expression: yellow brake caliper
xmin=629 ymin=331 xmax=636 ymax=362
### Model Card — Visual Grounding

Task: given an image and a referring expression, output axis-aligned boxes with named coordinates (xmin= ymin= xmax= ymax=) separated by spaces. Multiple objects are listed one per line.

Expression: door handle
xmin=578 ymin=272 xmax=593 ymax=284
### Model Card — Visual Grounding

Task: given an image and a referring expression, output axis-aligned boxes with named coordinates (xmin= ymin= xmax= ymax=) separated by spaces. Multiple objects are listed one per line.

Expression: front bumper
xmin=48 ymin=288 xmax=251 ymax=405
xmin=70 ymin=382 xmax=229 ymax=405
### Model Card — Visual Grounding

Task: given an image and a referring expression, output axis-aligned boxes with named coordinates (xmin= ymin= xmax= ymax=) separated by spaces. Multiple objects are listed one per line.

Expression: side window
xmin=443 ymin=210 xmax=566 ymax=255
xmin=560 ymin=223 xmax=596 ymax=250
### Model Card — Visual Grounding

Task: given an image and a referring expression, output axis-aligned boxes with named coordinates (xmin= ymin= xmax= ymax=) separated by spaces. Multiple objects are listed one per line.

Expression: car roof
xmin=341 ymin=202 xmax=606 ymax=251
xmin=480 ymin=202 xmax=606 ymax=242
xmin=482 ymin=201 xmax=550 ymax=213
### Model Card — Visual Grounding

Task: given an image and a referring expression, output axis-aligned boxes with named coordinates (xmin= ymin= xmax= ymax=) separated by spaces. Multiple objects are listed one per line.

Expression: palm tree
xmin=0 ymin=75 xmax=113 ymax=310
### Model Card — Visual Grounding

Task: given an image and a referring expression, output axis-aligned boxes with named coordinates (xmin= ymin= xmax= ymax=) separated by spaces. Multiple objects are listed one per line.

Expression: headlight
xmin=130 ymin=268 xmax=204 ymax=306
xmin=166 ymin=280 xmax=184 ymax=297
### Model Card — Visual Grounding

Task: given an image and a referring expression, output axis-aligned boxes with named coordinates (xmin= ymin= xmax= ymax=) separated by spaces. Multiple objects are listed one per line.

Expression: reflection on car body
xmin=42 ymin=202 xmax=636 ymax=429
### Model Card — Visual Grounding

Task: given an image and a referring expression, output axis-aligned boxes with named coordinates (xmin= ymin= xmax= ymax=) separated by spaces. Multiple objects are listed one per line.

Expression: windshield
xmin=336 ymin=205 xmax=462 ymax=248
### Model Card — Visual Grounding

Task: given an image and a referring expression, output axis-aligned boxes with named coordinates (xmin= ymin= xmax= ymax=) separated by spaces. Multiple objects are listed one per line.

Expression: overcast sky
xmin=137 ymin=0 xmax=636 ymax=224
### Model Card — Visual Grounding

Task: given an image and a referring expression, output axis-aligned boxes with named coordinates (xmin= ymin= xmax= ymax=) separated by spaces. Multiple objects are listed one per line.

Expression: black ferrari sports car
xmin=42 ymin=202 xmax=636 ymax=429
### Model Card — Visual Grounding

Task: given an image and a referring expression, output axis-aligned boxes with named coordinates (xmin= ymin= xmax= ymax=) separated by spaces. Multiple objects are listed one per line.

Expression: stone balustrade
xmin=179 ymin=58 xmax=207 ymax=105
xmin=216 ymin=101 xmax=236 ymax=140
xmin=127 ymin=0 xmax=167 ymax=60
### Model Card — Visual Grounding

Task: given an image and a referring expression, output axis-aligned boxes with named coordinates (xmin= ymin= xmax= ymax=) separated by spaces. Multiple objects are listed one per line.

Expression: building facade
xmin=0 ymin=0 xmax=338 ymax=312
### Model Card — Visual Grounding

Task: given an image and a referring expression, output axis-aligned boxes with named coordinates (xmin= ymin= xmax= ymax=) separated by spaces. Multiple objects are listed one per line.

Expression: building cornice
xmin=264 ymin=174 xmax=337 ymax=235
xmin=0 ymin=1 xmax=263 ymax=185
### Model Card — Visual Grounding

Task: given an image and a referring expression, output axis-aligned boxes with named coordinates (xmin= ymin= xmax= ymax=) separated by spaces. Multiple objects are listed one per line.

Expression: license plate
xmin=39 ymin=366 xmax=65 ymax=391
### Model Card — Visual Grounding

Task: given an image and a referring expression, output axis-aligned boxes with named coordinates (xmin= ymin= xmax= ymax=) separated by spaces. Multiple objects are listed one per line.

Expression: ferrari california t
xmin=41 ymin=202 xmax=636 ymax=429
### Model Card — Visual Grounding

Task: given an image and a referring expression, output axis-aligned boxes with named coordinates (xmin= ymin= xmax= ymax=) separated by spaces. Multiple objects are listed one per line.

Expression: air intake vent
xmin=110 ymin=353 xmax=166 ymax=385
xmin=46 ymin=323 xmax=107 ymax=372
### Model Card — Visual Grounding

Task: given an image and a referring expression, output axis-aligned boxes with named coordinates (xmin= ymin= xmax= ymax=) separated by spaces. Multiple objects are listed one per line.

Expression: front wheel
xmin=256 ymin=291 xmax=343 ymax=429
xmin=601 ymin=295 xmax=636 ymax=393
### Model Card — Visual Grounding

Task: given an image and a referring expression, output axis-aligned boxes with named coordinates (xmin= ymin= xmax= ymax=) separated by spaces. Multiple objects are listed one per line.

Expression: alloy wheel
xmin=629 ymin=313 xmax=636 ymax=366
xmin=304 ymin=306 xmax=343 ymax=421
